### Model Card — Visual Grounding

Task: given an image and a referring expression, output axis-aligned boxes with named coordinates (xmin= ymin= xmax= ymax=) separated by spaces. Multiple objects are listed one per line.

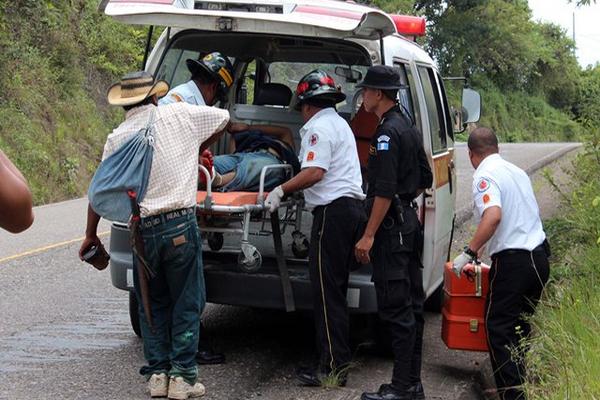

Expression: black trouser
xmin=309 ymin=197 xmax=367 ymax=372
xmin=487 ymin=244 xmax=550 ymax=400
xmin=371 ymin=206 xmax=425 ymax=391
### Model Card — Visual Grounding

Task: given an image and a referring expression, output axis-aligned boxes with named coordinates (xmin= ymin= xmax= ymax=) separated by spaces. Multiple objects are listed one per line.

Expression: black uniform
xmin=366 ymin=105 xmax=432 ymax=392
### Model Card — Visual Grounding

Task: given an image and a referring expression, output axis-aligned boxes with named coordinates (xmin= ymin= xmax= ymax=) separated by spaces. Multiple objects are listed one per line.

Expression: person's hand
xmin=228 ymin=122 xmax=249 ymax=133
xmin=198 ymin=150 xmax=214 ymax=186
xmin=452 ymin=251 xmax=474 ymax=278
xmin=79 ymin=235 xmax=101 ymax=261
xmin=265 ymin=186 xmax=284 ymax=212
xmin=354 ymin=235 xmax=374 ymax=264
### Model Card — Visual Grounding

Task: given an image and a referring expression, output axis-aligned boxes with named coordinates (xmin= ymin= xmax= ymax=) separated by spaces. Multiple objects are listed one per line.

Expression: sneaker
xmin=148 ymin=373 xmax=168 ymax=398
xmin=168 ymin=376 xmax=205 ymax=399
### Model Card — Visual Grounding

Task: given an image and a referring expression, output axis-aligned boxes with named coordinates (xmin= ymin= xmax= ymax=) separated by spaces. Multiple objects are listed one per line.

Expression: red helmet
xmin=293 ymin=69 xmax=346 ymax=110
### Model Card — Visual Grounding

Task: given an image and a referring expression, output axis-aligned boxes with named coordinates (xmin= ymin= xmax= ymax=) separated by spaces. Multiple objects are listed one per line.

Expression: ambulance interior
xmin=153 ymin=30 xmax=416 ymax=307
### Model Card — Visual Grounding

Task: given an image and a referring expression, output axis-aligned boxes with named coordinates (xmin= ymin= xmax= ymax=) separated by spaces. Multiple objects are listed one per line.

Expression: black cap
xmin=356 ymin=65 xmax=405 ymax=90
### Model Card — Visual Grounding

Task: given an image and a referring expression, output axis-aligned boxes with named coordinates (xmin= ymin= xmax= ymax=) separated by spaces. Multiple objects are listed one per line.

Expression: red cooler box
xmin=441 ymin=262 xmax=490 ymax=352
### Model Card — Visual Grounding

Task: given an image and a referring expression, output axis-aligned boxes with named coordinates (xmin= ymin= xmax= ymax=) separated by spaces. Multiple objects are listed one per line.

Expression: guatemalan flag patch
xmin=377 ymin=142 xmax=389 ymax=151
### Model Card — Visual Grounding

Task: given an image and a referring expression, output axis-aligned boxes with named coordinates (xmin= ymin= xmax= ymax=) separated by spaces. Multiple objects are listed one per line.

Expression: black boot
xmin=407 ymin=382 xmax=425 ymax=400
xmin=296 ymin=366 xmax=347 ymax=387
xmin=361 ymin=384 xmax=412 ymax=400
xmin=196 ymin=322 xmax=225 ymax=365
xmin=196 ymin=348 xmax=225 ymax=365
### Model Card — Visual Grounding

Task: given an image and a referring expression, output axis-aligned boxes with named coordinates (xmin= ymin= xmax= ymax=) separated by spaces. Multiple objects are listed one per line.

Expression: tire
xmin=129 ymin=291 xmax=142 ymax=338
xmin=424 ymin=282 xmax=444 ymax=313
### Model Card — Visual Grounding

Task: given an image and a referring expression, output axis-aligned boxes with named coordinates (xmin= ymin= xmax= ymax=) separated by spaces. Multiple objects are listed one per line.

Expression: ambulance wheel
xmin=129 ymin=291 xmax=142 ymax=338
xmin=292 ymin=239 xmax=310 ymax=259
xmin=424 ymin=282 xmax=444 ymax=313
xmin=238 ymin=247 xmax=262 ymax=273
xmin=207 ymin=233 xmax=224 ymax=251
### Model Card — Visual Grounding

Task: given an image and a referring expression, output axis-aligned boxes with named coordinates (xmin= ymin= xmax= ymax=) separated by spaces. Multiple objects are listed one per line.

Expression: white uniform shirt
xmin=159 ymin=80 xmax=206 ymax=106
xmin=472 ymin=153 xmax=546 ymax=255
xmin=298 ymin=108 xmax=365 ymax=208
xmin=102 ymin=104 xmax=229 ymax=217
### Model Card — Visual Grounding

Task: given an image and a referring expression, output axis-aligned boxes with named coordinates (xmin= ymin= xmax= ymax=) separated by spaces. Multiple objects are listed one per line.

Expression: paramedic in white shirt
xmin=452 ymin=127 xmax=550 ymax=400
xmin=265 ymin=70 xmax=366 ymax=387
xmin=159 ymin=51 xmax=234 ymax=107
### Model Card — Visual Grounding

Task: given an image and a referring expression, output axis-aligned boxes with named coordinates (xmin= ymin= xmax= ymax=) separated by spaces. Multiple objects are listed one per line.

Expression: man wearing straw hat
xmin=79 ymin=71 xmax=229 ymax=399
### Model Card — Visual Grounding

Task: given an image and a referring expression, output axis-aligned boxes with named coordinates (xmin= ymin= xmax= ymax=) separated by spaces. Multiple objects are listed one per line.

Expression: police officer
xmin=354 ymin=65 xmax=432 ymax=400
xmin=453 ymin=127 xmax=550 ymax=400
xmin=265 ymin=70 xmax=366 ymax=386
xmin=160 ymin=51 xmax=235 ymax=366
xmin=160 ymin=51 xmax=234 ymax=106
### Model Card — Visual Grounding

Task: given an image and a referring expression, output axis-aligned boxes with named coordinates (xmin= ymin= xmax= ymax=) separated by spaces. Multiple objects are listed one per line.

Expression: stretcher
xmin=195 ymin=163 xmax=309 ymax=311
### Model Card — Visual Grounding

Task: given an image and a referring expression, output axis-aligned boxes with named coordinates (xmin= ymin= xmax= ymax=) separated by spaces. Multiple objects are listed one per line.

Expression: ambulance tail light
xmin=390 ymin=15 xmax=426 ymax=38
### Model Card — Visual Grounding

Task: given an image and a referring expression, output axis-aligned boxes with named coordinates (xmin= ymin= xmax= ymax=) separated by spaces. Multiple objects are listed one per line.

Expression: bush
xmin=524 ymin=135 xmax=600 ymax=398
xmin=0 ymin=0 xmax=144 ymax=204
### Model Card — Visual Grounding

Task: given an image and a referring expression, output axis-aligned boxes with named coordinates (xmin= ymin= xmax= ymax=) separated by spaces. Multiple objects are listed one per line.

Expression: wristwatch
xmin=463 ymin=246 xmax=477 ymax=258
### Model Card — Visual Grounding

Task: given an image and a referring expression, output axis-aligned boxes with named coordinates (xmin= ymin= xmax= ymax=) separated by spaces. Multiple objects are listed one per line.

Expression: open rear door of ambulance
xmin=416 ymin=65 xmax=456 ymax=304
xmin=100 ymin=0 xmax=396 ymax=41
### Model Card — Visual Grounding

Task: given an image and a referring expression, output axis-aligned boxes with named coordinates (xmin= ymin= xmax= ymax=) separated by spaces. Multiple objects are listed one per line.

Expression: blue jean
xmin=214 ymin=151 xmax=286 ymax=192
xmin=134 ymin=211 xmax=205 ymax=385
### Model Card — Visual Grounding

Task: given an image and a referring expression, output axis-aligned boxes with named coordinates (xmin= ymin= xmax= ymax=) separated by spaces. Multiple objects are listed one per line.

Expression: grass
xmin=523 ymin=138 xmax=600 ymax=399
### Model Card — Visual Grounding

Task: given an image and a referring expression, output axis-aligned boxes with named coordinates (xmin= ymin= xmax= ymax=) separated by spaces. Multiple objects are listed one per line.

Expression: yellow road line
xmin=0 ymin=231 xmax=110 ymax=264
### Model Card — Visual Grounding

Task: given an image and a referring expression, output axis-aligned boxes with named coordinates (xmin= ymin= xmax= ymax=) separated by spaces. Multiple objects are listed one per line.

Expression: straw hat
xmin=107 ymin=71 xmax=169 ymax=106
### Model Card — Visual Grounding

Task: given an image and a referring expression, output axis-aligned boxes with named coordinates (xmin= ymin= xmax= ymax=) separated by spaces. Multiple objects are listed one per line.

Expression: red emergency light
xmin=390 ymin=15 xmax=426 ymax=37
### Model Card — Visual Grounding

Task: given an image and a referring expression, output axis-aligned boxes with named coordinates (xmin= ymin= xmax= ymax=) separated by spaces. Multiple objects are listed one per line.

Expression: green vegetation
xmin=523 ymin=134 xmax=600 ymax=399
xmin=0 ymin=0 xmax=144 ymax=204
xmin=0 ymin=0 xmax=600 ymax=204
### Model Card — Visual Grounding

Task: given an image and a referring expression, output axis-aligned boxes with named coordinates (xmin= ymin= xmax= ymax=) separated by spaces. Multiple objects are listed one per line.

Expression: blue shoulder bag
xmin=88 ymin=109 xmax=156 ymax=223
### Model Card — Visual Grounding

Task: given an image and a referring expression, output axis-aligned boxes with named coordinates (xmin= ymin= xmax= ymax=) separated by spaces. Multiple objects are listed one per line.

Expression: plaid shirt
xmin=102 ymin=103 xmax=229 ymax=217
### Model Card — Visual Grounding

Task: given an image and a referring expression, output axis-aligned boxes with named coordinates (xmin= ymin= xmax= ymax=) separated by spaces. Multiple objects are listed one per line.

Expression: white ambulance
xmin=100 ymin=0 xmax=481 ymax=336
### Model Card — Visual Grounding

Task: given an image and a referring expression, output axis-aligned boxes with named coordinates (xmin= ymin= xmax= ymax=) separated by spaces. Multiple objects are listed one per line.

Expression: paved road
xmin=0 ymin=142 xmax=580 ymax=400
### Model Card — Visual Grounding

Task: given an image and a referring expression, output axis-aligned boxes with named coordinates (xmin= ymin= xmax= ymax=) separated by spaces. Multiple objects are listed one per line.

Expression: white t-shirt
xmin=159 ymin=80 xmax=206 ymax=106
xmin=298 ymin=108 xmax=365 ymax=208
xmin=472 ymin=153 xmax=546 ymax=255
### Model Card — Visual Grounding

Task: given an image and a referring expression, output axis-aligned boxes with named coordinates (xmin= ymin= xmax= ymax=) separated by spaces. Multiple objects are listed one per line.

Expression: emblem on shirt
xmin=377 ymin=142 xmax=389 ymax=151
xmin=477 ymin=178 xmax=491 ymax=193
xmin=170 ymin=93 xmax=184 ymax=102
xmin=377 ymin=135 xmax=390 ymax=143
xmin=307 ymin=151 xmax=315 ymax=161
xmin=309 ymin=134 xmax=319 ymax=146
xmin=483 ymin=194 xmax=491 ymax=204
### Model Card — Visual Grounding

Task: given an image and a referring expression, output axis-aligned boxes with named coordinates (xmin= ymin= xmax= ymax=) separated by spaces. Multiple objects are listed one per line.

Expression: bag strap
xmin=142 ymin=108 xmax=157 ymax=144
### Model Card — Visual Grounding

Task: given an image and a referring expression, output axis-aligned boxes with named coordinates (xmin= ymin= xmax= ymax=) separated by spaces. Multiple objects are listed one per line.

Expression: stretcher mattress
xmin=197 ymin=191 xmax=264 ymax=207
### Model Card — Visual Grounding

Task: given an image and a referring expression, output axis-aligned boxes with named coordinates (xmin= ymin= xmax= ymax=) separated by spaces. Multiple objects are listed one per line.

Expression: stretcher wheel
xmin=291 ymin=230 xmax=309 ymax=259
xmin=238 ymin=246 xmax=262 ymax=273
xmin=207 ymin=233 xmax=224 ymax=251
xmin=292 ymin=239 xmax=309 ymax=259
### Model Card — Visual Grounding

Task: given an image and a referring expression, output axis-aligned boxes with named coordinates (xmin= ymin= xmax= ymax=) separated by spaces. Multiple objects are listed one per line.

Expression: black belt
xmin=141 ymin=207 xmax=196 ymax=229
xmin=491 ymin=242 xmax=546 ymax=260
xmin=312 ymin=196 xmax=363 ymax=214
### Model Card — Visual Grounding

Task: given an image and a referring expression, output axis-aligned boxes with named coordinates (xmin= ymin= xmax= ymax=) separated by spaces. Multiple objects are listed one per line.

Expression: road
xmin=0 ymin=142 xmax=580 ymax=400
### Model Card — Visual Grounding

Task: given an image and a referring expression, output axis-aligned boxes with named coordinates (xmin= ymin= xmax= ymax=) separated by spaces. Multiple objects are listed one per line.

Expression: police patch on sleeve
xmin=309 ymin=134 xmax=319 ymax=146
xmin=377 ymin=135 xmax=391 ymax=143
xmin=376 ymin=142 xmax=389 ymax=151
xmin=477 ymin=178 xmax=491 ymax=193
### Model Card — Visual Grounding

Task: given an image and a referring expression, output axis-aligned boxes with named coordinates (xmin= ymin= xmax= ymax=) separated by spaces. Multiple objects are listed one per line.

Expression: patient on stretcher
xmin=200 ymin=122 xmax=300 ymax=192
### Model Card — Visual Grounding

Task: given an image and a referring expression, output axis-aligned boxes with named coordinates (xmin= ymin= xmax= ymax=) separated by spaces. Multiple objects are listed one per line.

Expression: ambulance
xmin=100 ymin=0 xmax=481 ymax=336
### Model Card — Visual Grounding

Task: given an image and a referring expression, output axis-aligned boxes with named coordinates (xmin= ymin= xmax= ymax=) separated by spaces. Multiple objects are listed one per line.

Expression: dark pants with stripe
xmin=371 ymin=206 xmax=425 ymax=391
xmin=309 ymin=197 xmax=367 ymax=372
xmin=486 ymin=244 xmax=550 ymax=400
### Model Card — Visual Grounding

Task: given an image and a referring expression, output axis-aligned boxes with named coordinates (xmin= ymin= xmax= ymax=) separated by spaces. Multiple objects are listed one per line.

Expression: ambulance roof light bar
xmin=390 ymin=15 xmax=426 ymax=38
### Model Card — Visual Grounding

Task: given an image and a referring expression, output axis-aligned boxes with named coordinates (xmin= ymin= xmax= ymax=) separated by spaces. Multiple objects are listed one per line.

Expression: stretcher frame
xmin=195 ymin=163 xmax=308 ymax=312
